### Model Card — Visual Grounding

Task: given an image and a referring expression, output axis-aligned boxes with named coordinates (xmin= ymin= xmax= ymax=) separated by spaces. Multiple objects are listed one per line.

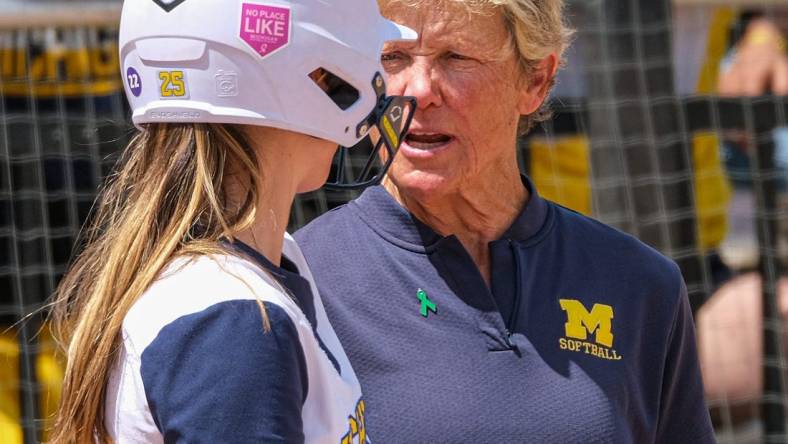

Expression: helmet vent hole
xmin=308 ymin=68 xmax=360 ymax=111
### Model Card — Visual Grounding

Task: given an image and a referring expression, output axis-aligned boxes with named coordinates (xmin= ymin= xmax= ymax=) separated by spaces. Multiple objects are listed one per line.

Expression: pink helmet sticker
xmin=240 ymin=3 xmax=291 ymax=59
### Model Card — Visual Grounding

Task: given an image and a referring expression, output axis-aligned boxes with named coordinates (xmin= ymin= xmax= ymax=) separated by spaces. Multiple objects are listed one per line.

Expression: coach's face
xmin=380 ymin=2 xmax=555 ymax=201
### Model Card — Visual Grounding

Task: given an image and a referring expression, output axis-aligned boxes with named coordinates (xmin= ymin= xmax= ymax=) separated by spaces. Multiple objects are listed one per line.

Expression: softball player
xmin=48 ymin=0 xmax=415 ymax=442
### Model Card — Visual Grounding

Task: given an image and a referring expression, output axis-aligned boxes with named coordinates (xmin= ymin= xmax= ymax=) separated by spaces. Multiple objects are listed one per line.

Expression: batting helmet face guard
xmin=119 ymin=0 xmax=416 ymax=188
xmin=324 ymin=75 xmax=416 ymax=190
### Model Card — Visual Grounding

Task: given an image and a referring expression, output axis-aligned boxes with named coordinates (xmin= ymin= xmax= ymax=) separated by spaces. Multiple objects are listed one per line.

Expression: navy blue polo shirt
xmin=295 ymin=180 xmax=714 ymax=443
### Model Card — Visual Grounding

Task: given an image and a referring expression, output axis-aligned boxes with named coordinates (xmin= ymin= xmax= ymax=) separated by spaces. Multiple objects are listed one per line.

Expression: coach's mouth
xmin=404 ymin=132 xmax=453 ymax=150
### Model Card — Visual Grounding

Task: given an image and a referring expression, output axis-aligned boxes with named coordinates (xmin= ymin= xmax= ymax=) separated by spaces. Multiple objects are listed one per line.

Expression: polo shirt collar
xmin=350 ymin=175 xmax=549 ymax=250
xmin=500 ymin=176 xmax=550 ymax=242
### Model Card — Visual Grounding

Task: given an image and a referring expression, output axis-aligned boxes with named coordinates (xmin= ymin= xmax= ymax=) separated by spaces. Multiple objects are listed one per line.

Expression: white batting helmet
xmin=119 ymin=0 xmax=416 ymax=153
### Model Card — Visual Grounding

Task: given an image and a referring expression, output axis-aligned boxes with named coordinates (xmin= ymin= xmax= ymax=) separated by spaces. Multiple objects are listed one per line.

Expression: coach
xmin=296 ymin=0 xmax=714 ymax=441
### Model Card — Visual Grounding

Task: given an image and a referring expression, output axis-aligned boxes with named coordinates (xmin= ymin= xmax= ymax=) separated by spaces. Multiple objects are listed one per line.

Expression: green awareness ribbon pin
xmin=417 ymin=288 xmax=437 ymax=318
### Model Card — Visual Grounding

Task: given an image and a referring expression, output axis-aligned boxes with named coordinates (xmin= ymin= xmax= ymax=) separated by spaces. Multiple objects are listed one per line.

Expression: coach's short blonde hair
xmin=379 ymin=0 xmax=574 ymax=134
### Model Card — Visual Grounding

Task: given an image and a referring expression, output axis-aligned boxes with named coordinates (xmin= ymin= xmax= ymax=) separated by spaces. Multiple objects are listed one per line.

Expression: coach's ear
xmin=518 ymin=52 xmax=559 ymax=115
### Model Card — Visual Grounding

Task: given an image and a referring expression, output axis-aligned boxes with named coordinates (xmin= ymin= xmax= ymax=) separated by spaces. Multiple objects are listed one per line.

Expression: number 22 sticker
xmin=158 ymin=70 xmax=188 ymax=99
xmin=126 ymin=67 xmax=142 ymax=97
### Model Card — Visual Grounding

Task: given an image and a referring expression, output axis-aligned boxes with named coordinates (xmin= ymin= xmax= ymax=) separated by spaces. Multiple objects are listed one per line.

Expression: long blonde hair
xmin=49 ymin=122 xmax=262 ymax=443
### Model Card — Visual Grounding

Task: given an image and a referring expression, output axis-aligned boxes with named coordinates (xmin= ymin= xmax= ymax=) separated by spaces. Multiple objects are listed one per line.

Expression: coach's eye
xmin=381 ymin=51 xmax=406 ymax=63
xmin=447 ymin=52 xmax=472 ymax=61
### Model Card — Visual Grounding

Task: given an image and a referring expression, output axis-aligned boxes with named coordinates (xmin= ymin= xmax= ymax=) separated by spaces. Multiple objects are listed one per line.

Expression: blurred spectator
xmin=716 ymin=11 xmax=788 ymax=269
xmin=718 ymin=13 xmax=788 ymax=97
xmin=697 ymin=273 xmax=788 ymax=406
xmin=696 ymin=9 xmax=788 ymax=426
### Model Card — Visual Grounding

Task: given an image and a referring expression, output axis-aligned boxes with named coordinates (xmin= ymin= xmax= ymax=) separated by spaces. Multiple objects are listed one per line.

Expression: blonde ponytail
xmin=49 ymin=123 xmax=261 ymax=443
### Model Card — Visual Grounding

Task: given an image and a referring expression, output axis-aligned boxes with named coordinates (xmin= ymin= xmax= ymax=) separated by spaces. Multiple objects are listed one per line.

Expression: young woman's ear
xmin=518 ymin=52 xmax=559 ymax=115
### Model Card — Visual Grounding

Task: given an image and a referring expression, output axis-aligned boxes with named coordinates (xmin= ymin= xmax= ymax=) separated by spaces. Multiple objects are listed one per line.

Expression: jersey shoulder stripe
xmin=122 ymin=253 xmax=303 ymax=353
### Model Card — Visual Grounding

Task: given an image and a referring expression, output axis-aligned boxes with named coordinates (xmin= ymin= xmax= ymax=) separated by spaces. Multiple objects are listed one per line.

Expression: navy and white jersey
xmin=105 ymin=234 xmax=368 ymax=444
xmin=295 ymin=180 xmax=714 ymax=443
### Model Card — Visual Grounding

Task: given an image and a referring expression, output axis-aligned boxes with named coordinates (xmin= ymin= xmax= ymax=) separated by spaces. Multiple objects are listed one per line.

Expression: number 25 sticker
xmin=158 ymin=70 xmax=188 ymax=99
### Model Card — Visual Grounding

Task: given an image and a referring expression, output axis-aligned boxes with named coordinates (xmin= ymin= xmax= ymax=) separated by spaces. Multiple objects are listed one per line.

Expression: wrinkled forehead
xmin=379 ymin=0 xmax=495 ymax=16
xmin=380 ymin=0 xmax=511 ymax=52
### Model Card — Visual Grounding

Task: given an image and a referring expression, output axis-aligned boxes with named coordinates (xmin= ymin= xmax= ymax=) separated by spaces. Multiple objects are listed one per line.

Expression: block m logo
xmin=559 ymin=299 xmax=614 ymax=347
